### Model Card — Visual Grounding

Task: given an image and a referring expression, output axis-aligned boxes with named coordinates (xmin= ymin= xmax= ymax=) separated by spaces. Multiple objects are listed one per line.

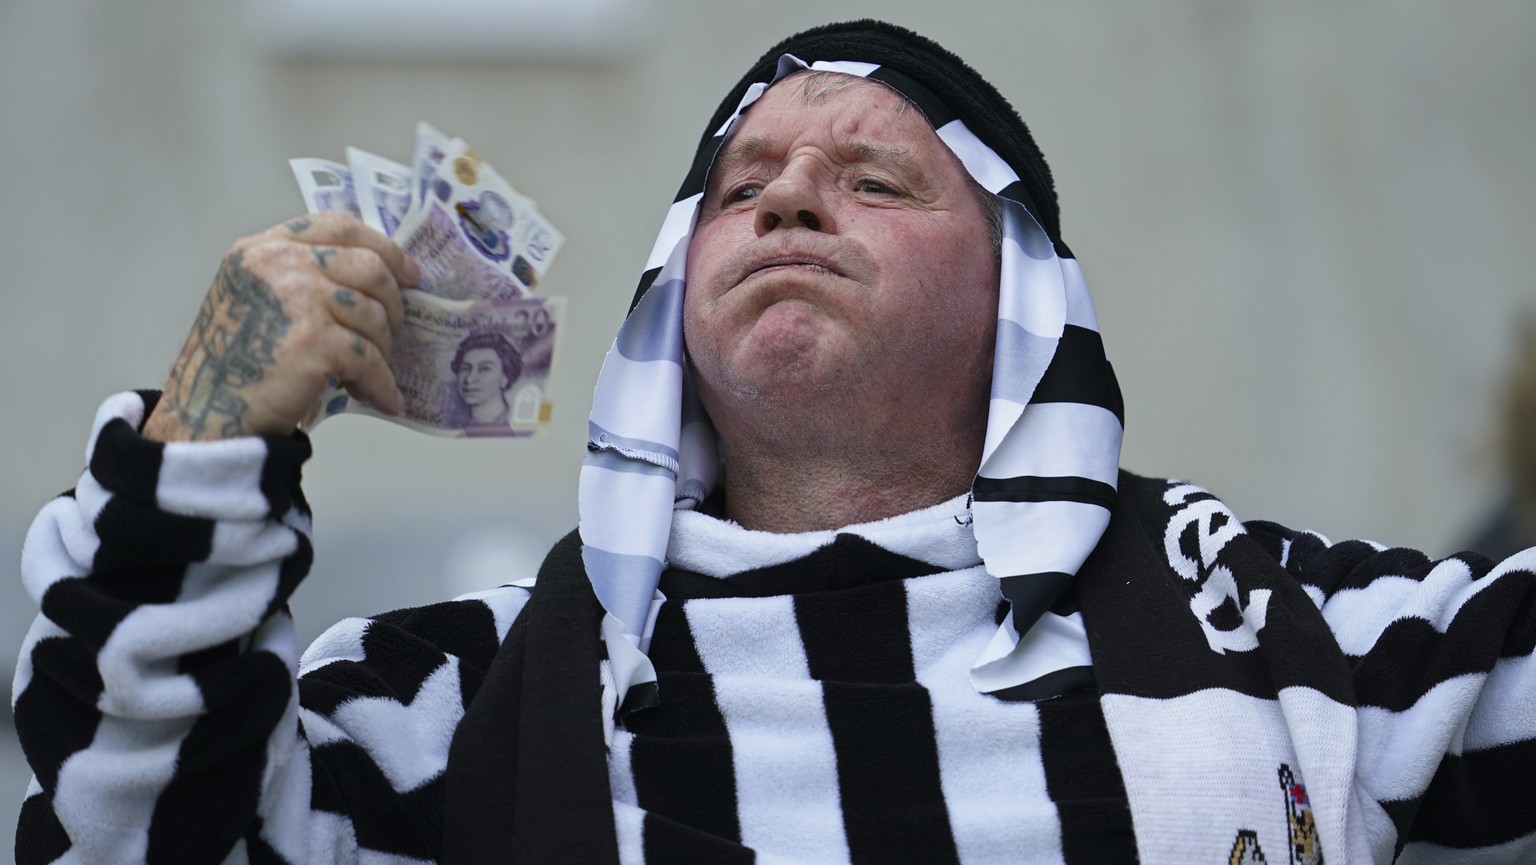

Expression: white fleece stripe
xmin=328 ymin=657 xmax=464 ymax=792
xmin=1399 ymin=832 xmax=1536 ymax=864
xmin=447 ymin=586 xmax=533 ymax=642
xmin=971 ymin=499 xmax=1111 ymax=575
xmin=644 ymin=194 xmax=701 ymax=271
xmin=1459 ymin=650 xmax=1536 ymax=752
xmin=1359 ymin=674 xmax=1484 ymax=803
xmin=204 ymin=517 xmax=304 ymax=568
xmin=53 ymin=715 xmax=193 ymax=865
xmin=937 ymin=119 xmax=1020 ymax=194
xmin=1323 ymin=559 xmax=1482 ymax=657
xmin=688 ymin=596 xmax=810 ymax=679
xmin=1060 ymin=259 xmax=1100 ymax=332
xmin=588 ymin=353 xmax=684 ymax=451
xmin=19 ymin=495 xmax=94 ymax=605
xmin=11 ymin=616 xmax=69 ymax=709
xmin=975 ymin=402 xmax=1123 ymax=486
xmin=299 ymin=616 xmax=370 ymax=675
xmin=687 ymin=596 xmax=849 ymax=863
xmin=905 ymin=570 xmax=1063 ymax=864
xmin=613 ymin=800 xmax=647 ymax=865
xmin=70 ymin=471 xmax=113 ymax=542
xmin=608 ymin=730 xmax=639 ymax=808
xmin=86 ymin=391 xmax=148 ymax=462
xmin=357 ymin=849 xmax=431 ymax=865
xmin=716 ymin=676 xmax=849 ymax=864
xmin=256 ymin=726 xmax=316 ymax=865
xmin=157 ymin=437 xmax=274 ymax=520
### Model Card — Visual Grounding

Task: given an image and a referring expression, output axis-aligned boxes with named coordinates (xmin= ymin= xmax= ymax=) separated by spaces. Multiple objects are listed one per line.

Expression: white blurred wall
xmin=3 ymin=0 xmax=1534 ymax=849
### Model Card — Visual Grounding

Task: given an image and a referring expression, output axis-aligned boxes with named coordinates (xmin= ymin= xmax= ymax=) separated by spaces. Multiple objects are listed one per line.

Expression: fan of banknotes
xmin=290 ymin=122 xmax=567 ymax=439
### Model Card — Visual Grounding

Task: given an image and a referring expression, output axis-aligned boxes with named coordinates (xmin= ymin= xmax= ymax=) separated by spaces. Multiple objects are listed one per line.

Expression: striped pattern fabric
xmin=12 ymin=392 xmax=1536 ymax=862
xmin=579 ymin=50 xmax=1123 ymax=717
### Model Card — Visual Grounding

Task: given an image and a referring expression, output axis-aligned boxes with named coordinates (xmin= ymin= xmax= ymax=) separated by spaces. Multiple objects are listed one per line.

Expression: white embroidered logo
xmin=1163 ymin=483 xmax=1271 ymax=654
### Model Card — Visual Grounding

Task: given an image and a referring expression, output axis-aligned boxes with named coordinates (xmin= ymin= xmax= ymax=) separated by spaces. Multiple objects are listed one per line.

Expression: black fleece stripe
xmin=865 ymin=65 xmax=957 ymax=129
xmin=627 ymin=600 xmax=742 ymax=843
xmin=243 ymin=818 xmax=290 ymax=865
xmin=310 ymin=740 xmax=437 ymax=857
xmin=91 ymin=492 xmax=215 ymax=572
xmin=15 ymin=792 xmax=72 ymax=865
xmin=89 ymin=417 xmax=164 ymax=504
xmin=643 ymin=812 xmax=757 ymax=865
xmin=1029 ymin=325 xmax=1125 ymax=423
xmin=820 ymin=681 xmax=960 ymax=865
xmin=258 ymin=433 xmax=312 ymax=520
xmin=796 ymin=582 xmax=960 ymax=865
xmin=975 ymin=475 xmax=1117 ymax=508
xmin=1038 ymin=692 xmax=1138 ymax=864
xmin=1400 ymin=738 xmax=1536 ymax=848
xmin=147 ymin=652 xmax=292 ymax=865
xmin=12 ymin=638 xmax=103 ymax=792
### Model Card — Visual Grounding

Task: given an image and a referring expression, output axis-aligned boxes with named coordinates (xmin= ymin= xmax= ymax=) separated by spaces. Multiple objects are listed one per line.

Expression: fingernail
xmin=405 ymin=257 xmax=422 ymax=285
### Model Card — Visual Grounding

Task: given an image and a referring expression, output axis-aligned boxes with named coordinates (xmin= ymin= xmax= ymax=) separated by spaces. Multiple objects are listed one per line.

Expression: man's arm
xmin=13 ymin=391 xmax=533 ymax=864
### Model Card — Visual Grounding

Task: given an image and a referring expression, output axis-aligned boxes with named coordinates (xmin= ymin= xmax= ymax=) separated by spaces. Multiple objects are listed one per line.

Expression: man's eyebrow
xmin=840 ymin=140 xmax=930 ymax=185
xmin=710 ymin=134 xmax=778 ymax=181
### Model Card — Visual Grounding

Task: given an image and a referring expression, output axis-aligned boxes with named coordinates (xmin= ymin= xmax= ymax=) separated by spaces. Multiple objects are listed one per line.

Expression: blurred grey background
xmin=3 ymin=0 xmax=1534 ymax=855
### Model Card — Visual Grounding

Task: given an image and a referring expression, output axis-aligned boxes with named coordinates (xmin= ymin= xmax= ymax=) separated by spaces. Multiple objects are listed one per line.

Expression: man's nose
xmin=754 ymin=160 xmax=834 ymax=237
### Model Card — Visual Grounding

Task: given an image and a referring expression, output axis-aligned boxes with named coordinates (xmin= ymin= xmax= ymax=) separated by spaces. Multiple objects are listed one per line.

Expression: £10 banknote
xmin=289 ymin=123 xmax=567 ymax=438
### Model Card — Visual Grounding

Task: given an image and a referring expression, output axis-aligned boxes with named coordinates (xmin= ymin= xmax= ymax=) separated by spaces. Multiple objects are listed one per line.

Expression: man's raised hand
xmin=143 ymin=213 xmax=419 ymax=442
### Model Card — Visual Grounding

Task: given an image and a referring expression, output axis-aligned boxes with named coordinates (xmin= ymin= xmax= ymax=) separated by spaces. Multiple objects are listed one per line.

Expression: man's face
xmin=684 ymin=75 xmax=999 ymax=435
xmin=456 ymin=347 xmax=508 ymax=407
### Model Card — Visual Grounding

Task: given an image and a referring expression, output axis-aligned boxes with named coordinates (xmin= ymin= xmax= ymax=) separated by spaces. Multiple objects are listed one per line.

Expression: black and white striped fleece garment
xmin=14 ymin=389 xmax=1536 ymax=863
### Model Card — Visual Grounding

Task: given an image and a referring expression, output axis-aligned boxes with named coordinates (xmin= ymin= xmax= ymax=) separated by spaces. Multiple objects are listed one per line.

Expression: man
xmin=450 ymin=332 xmax=521 ymax=428
xmin=13 ymin=20 xmax=1535 ymax=865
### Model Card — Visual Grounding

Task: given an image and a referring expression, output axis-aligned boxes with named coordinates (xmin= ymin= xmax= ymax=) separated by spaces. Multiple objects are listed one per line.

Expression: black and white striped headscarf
xmin=580 ymin=21 xmax=1124 ymax=715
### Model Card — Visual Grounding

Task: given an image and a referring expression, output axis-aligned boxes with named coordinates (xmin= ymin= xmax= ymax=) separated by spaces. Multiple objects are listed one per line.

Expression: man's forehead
xmin=709 ymin=75 xmax=943 ymax=177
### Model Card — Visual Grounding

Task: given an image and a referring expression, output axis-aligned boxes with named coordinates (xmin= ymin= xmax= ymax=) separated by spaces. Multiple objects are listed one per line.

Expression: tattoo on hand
xmin=286 ymin=217 xmax=312 ymax=235
xmin=334 ymin=288 xmax=356 ymax=306
xmin=351 ymin=334 xmax=366 ymax=357
xmin=161 ymin=250 xmax=292 ymax=439
xmin=312 ymin=246 xmax=337 ymax=269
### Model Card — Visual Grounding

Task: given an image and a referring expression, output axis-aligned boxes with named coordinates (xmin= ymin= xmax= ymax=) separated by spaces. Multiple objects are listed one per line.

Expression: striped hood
xmin=580 ymin=20 xmax=1124 ymax=715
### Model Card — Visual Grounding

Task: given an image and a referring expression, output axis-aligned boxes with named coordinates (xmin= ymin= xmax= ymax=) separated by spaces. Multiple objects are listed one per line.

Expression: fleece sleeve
xmin=11 ymin=391 xmax=531 ymax=865
xmin=1246 ymin=521 xmax=1536 ymax=863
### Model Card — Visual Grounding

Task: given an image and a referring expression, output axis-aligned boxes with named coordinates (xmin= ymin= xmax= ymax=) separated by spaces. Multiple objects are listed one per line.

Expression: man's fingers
xmin=326 ymin=326 xmax=403 ymax=415
xmin=276 ymin=212 xmax=420 ymax=288
xmin=324 ymin=281 xmax=395 ymax=357
xmin=312 ymin=246 xmax=406 ymax=331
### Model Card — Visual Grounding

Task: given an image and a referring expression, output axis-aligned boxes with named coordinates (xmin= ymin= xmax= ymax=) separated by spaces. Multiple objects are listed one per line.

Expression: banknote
xmin=403 ymin=135 xmax=566 ymax=294
xmin=397 ymin=197 xmax=529 ymax=302
xmin=303 ymin=290 xmax=564 ymax=438
xmin=411 ymin=121 xmax=458 ymax=213
xmin=289 ymin=158 xmax=360 ymax=217
xmin=347 ymin=147 xmax=413 ymax=238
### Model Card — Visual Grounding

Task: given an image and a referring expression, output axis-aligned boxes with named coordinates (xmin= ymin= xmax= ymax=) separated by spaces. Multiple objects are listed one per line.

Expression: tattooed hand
xmin=143 ymin=212 xmax=420 ymax=441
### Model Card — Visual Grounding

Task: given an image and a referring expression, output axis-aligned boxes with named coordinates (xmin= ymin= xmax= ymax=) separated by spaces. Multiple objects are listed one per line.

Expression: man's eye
xmin=723 ymin=185 xmax=761 ymax=204
xmin=856 ymin=179 xmax=897 ymax=195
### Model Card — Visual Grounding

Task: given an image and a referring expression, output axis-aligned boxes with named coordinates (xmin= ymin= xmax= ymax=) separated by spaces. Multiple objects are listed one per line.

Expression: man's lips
xmin=738 ymin=253 xmax=844 ymax=284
